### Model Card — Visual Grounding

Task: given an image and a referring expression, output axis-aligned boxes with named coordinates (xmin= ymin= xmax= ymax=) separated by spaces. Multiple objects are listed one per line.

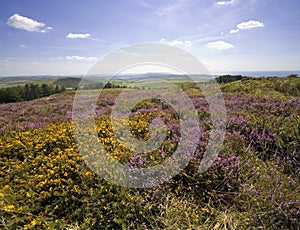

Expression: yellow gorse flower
xmin=3 ymin=205 xmax=15 ymax=212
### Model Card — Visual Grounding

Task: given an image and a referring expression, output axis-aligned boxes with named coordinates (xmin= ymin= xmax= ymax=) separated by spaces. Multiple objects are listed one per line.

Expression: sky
xmin=0 ymin=0 xmax=300 ymax=76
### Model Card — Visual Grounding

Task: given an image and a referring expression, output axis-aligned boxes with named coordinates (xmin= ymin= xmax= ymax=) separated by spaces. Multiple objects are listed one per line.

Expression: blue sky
xmin=0 ymin=0 xmax=300 ymax=76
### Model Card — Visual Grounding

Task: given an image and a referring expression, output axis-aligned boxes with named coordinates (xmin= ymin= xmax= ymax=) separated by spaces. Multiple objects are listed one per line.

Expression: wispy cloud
xmin=156 ymin=0 xmax=188 ymax=16
xmin=51 ymin=56 xmax=98 ymax=63
xmin=65 ymin=56 xmax=98 ymax=62
xmin=159 ymin=35 xmax=227 ymax=50
xmin=66 ymin=33 xmax=104 ymax=42
xmin=207 ymin=41 xmax=234 ymax=50
xmin=7 ymin=14 xmax=52 ymax=33
xmin=46 ymin=46 xmax=86 ymax=50
xmin=160 ymin=34 xmax=232 ymax=51
xmin=160 ymin=38 xmax=192 ymax=47
xmin=216 ymin=0 xmax=235 ymax=6
xmin=229 ymin=29 xmax=239 ymax=34
xmin=136 ymin=0 xmax=151 ymax=8
xmin=19 ymin=44 xmax=28 ymax=48
xmin=66 ymin=33 xmax=91 ymax=39
xmin=230 ymin=20 xmax=264 ymax=33
xmin=237 ymin=20 xmax=264 ymax=29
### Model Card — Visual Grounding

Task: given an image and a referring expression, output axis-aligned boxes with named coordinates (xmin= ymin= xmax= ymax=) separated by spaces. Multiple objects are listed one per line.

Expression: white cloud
xmin=229 ymin=29 xmax=239 ymax=34
xmin=229 ymin=20 xmax=264 ymax=34
xmin=207 ymin=41 xmax=234 ymax=50
xmin=7 ymin=14 xmax=52 ymax=33
xmin=19 ymin=44 xmax=28 ymax=48
xmin=66 ymin=33 xmax=91 ymax=39
xmin=65 ymin=56 xmax=98 ymax=62
xmin=216 ymin=0 xmax=235 ymax=6
xmin=41 ymin=27 xmax=53 ymax=33
xmin=52 ymin=56 xmax=98 ymax=62
xmin=160 ymin=38 xmax=192 ymax=47
xmin=237 ymin=20 xmax=264 ymax=30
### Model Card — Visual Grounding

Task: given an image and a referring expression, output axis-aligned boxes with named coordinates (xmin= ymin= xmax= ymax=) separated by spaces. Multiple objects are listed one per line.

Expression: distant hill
xmin=54 ymin=77 xmax=82 ymax=88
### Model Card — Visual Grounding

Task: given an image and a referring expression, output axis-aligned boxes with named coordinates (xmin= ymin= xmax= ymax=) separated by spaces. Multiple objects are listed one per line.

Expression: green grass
xmin=220 ymin=76 xmax=300 ymax=97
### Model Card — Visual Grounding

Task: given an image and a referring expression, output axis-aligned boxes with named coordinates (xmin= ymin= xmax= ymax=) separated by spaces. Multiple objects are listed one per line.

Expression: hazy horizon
xmin=1 ymin=70 xmax=300 ymax=79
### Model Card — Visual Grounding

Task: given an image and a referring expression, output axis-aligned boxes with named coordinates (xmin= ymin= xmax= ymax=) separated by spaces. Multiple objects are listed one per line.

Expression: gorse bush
xmin=220 ymin=75 xmax=300 ymax=97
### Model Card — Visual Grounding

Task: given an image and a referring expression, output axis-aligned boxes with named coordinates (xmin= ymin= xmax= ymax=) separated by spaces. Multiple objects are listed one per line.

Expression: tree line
xmin=54 ymin=77 xmax=127 ymax=90
xmin=0 ymin=83 xmax=65 ymax=103
xmin=82 ymin=82 xmax=127 ymax=89
xmin=215 ymin=75 xmax=251 ymax=83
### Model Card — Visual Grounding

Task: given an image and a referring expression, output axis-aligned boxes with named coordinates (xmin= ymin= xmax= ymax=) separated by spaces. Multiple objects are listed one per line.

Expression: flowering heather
xmin=0 ymin=79 xmax=300 ymax=229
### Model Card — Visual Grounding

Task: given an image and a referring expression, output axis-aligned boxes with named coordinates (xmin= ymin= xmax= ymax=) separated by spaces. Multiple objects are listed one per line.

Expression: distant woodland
xmin=0 ymin=83 xmax=65 ymax=103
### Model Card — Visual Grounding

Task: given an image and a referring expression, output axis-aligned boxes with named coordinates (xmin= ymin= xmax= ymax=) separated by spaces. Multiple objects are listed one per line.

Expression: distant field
xmin=0 ymin=77 xmax=55 ymax=88
xmin=0 ymin=74 xmax=211 ymax=89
